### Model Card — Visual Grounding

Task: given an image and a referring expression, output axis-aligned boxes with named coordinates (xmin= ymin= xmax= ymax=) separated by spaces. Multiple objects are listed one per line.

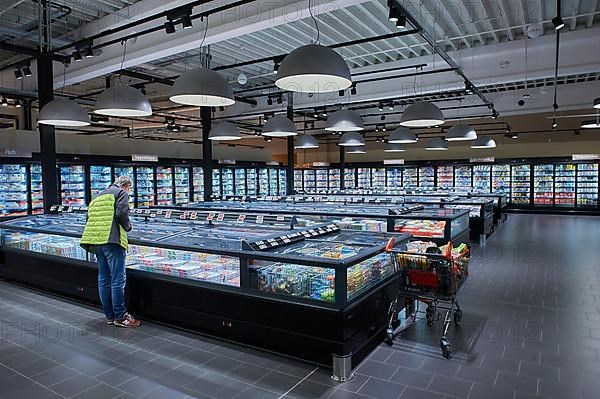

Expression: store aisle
xmin=0 ymin=214 xmax=599 ymax=399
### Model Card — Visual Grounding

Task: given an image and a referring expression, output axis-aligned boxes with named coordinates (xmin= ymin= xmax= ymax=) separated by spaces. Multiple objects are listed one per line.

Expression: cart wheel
xmin=426 ymin=307 xmax=435 ymax=324
xmin=453 ymin=309 xmax=463 ymax=325
xmin=440 ymin=337 xmax=453 ymax=359
xmin=385 ymin=329 xmax=394 ymax=346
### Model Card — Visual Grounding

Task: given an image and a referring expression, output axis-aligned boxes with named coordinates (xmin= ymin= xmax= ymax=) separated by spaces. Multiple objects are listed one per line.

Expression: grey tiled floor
xmin=1 ymin=214 xmax=599 ymax=398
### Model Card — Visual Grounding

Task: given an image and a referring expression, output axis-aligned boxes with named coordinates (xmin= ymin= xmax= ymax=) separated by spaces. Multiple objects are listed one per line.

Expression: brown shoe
xmin=114 ymin=313 xmax=141 ymax=328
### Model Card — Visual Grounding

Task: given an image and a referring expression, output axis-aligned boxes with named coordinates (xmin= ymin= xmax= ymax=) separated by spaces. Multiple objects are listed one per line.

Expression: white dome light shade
xmin=581 ymin=119 xmax=600 ymax=128
xmin=388 ymin=127 xmax=418 ymax=143
xmin=346 ymin=145 xmax=366 ymax=154
xmin=593 ymin=98 xmax=600 ymax=109
xmin=295 ymin=134 xmax=319 ymax=149
xmin=275 ymin=44 xmax=352 ymax=93
xmin=262 ymin=115 xmax=298 ymax=137
xmin=400 ymin=102 xmax=445 ymax=127
xmin=470 ymin=136 xmax=497 ymax=148
xmin=445 ymin=124 xmax=477 ymax=141
xmin=170 ymin=68 xmax=235 ymax=107
xmin=339 ymin=131 xmax=365 ymax=146
xmin=94 ymin=82 xmax=152 ymax=117
xmin=384 ymin=143 xmax=406 ymax=152
xmin=208 ymin=121 xmax=241 ymax=140
xmin=324 ymin=109 xmax=364 ymax=131
xmin=425 ymin=137 xmax=448 ymax=151
xmin=38 ymin=99 xmax=91 ymax=126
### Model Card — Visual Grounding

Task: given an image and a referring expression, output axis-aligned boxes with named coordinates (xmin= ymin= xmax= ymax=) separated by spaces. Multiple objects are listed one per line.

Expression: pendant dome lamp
xmin=295 ymin=134 xmax=319 ymax=149
xmin=445 ymin=124 xmax=477 ymax=141
xmin=400 ymin=102 xmax=445 ymax=128
xmin=593 ymin=97 xmax=600 ymax=109
xmin=324 ymin=109 xmax=364 ymax=131
xmin=170 ymin=67 xmax=235 ymax=107
xmin=339 ymin=131 xmax=365 ymax=146
xmin=388 ymin=127 xmax=418 ymax=143
xmin=38 ymin=99 xmax=91 ymax=127
xmin=470 ymin=136 xmax=497 ymax=148
xmin=208 ymin=121 xmax=241 ymax=140
xmin=425 ymin=137 xmax=448 ymax=151
xmin=94 ymin=80 xmax=152 ymax=117
xmin=262 ymin=114 xmax=298 ymax=137
xmin=275 ymin=44 xmax=352 ymax=93
xmin=346 ymin=145 xmax=366 ymax=154
xmin=384 ymin=143 xmax=406 ymax=152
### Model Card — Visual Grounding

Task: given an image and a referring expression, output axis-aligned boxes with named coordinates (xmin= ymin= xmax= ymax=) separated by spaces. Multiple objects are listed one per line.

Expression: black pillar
xmin=201 ymin=106 xmax=213 ymax=202
xmin=37 ymin=53 xmax=59 ymax=211
xmin=339 ymin=145 xmax=345 ymax=190
xmin=286 ymin=93 xmax=294 ymax=195
xmin=23 ymin=100 xmax=32 ymax=130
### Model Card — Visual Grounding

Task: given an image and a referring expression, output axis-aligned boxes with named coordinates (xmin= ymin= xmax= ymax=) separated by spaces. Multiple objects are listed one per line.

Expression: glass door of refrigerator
xmin=221 ymin=168 xmax=235 ymax=196
xmin=90 ymin=165 xmax=112 ymax=197
xmin=371 ymin=168 xmax=386 ymax=189
xmin=259 ymin=168 xmax=269 ymax=195
xmin=473 ymin=165 xmax=491 ymax=193
xmin=174 ymin=167 xmax=190 ymax=205
xmin=328 ymin=169 xmax=340 ymax=190
xmin=418 ymin=166 xmax=434 ymax=187
xmin=302 ymin=169 xmax=316 ymax=192
xmin=315 ymin=169 xmax=328 ymax=191
xmin=533 ymin=164 xmax=554 ymax=206
xmin=60 ymin=165 xmax=86 ymax=206
xmin=212 ymin=169 xmax=221 ymax=197
xmin=278 ymin=169 xmax=286 ymax=195
xmin=294 ymin=170 xmax=303 ymax=191
xmin=192 ymin=167 xmax=204 ymax=201
xmin=357 ymin=168 xmax=370 ymax=188
xmin=0 ymin=164 xmax=29 ymax=216
xmin=577 ymin=163 xmax=598 ymax=207
xmin=511 ymin=165 xmax=530 ymax=205
xmin=554 ymin=164 xmax=575 ymax=207
xmin=436 ymin=165 xmax=454 ymax=188
xmin=246 ymin=168 xmax=257 ymax=195
xmin=30 ymin=164 xmax=44 ymax=214
xmin=114 ymin=167 xmax=134 ymax=206
xmin=156 ymin=167 xmax=174 ymax=206
xmin=403 ymin=167 xmax=418 ymax=187
xmin=136 ymin=166 xmax=155 ymax=207
xmin=386 ymin=168 xmax=402 ymax=187
xmin=344 ymin=168 xmax=356 ymax=188
xmin=492 ymin=164 xmax=510 ymax=195
xmin=454 ymin=165 xmax=472 ymax=189
xmin=234 ymin=168 xmax=246 ymax=196
xmin=268 ymin=168 xmax=279 ymax=195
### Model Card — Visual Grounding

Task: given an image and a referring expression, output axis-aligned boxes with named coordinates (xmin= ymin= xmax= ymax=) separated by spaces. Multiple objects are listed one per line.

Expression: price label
xmin=144 ymin=209 xmax=151 ymax=214
xmin=282 ymin=238 xmax=290 ymax=243
xmin=217 ymin=213 xmax=225 ymax=222
xmin=156 ymin=210 xmax=163 ymax=215
xmin=237 ymin=215 xmax=246 ymax=223
xmin=267 ymin=239 xmax=277 ymax=244
xmin=191 ymin=212 xmax=197 ymax=220
xmin=58 ymin=205 xmax=64 ymax=211
xmin=276 ymin=216 xmax=285 ymax=221
xmin=259 ymin=244 xmax=267 ymax=250
xmin=150 ymin=213 xmax=156 ymax=218
xmin=65 ymin=207 xmax=72 ymax=213
xmin=165 ymin=211 xmax=172 ymax=219
xmin=256 ymin=215 xmax=264 ymax=224
xmin=179 ymin=214 xmax=185 ymax=219
xmin=206 ymin=213 xmax=215 ymax=221
xmin=256 ymin=241 xmax=264 ymax=246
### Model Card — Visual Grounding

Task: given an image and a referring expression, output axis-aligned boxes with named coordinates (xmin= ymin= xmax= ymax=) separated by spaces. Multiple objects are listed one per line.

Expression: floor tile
xmin=358 ymin=377 xmax=404 ymax=399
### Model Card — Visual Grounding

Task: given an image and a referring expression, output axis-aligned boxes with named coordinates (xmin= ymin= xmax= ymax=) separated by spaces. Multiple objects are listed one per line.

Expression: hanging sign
xmin=572 ymin=154 xmax=600 ymax=161
xmin=470 ymin=157 xmax=495 ymax=163
xmin=383 ymin=159 xmax=405 ymax=165
xmin=218 ymin=159 xmax=236 ymax=165
xmin=132 ymin=154 xmax=158 ymax=162
xmin=266 ymin=161 xmax=280 ymax=166
xmin=312 ymin=162 xmax=330 ymax=167
xmin=1 ymin=148 xmax=32 ymax=157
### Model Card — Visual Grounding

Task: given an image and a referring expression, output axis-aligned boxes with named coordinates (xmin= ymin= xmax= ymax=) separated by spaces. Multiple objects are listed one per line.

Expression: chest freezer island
xmin=0 ymin=206 xmax=410 ymax=376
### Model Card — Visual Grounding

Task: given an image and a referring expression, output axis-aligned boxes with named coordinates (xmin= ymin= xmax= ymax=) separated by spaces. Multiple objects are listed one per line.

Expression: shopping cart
xmin=384 ymin=242 xmax=470 ymax=359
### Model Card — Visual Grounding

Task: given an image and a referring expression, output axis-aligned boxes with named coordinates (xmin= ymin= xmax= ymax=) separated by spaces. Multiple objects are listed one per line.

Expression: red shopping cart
xmin=384 ymin=242 xmax=470 ymax=358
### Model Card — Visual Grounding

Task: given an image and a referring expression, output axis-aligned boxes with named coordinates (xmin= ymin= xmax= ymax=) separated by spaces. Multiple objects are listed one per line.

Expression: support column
xmin=37 ymin=53 xmax=58 ymax=211
xmin=201 ymin=106 xmax=213 ymax=202
xmin=23 ymin=100 xmax=32 ymax=130
xmin=339 ymin=145 xmax=345 ymax=191
xmin=286 ymin=93 xmax=294 ymax=195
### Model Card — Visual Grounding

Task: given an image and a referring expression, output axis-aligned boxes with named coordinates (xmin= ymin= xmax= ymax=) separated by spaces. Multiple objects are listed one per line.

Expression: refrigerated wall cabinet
xmin=0 ymin=208 xmax=410 ymax=371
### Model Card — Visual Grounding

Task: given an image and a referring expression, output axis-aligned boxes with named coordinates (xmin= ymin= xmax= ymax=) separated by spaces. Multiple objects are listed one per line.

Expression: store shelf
xmin=344 ymin=168 xmax=356 ymax=188
xmin=554 ymin=164 xmax=575 ymax=207
xmin=534 ymin=164 xmax=554 ymax=206
xmin=473 ymin=165 xmax=491 ymax=193
xmin=315 ymin=169 xmax=328 ymax=190
xmin=328 ymin=169 xmax=340 ymax=190
xmin=30 ymin=164 xmax=44 ymax=214
xmin=454 ymin=166 xmax=472 ymax=189
xmin=278 ymin=169 xmax=286 ymax=196
xmin=0 ymin=164 xmax=29 ymax=216
xmin=114 ymin=167 xmax=134 ymax=206
xmin=371 ymin=168 xmax=386 ymax=189
xmin=403 ymin=167 xmax=418 ymax=187
xmin=418 ymin=166 xmax=435 ymax=187
xmin=174 ymin=167 xmax=190 ymax=205
xmin=386 ymin=167 xmax=402 ymax=187
xmin=90 ymin=165 xmax=112 ymax=197
xmin=221 ymin=168 xmax=235 ymax=197
xmin=511 ymin=165 xmax=531 ymax=205
xmin=247 ymin=168 xmax=258 ymax=196
xmin=60 ymin=165 xmax=86 ymax=206
xmin=357 ymin=168 xmax=371 ymax=188
xmin=436 ymin=166 xmax=453 ymax=188
xmin=492 ymin=164 xmax=510 ymax=195
xmin=577 ymin=163 xmax=598 ymax=207
xmin=212 ymin=169 xmax=221 ymax=197
xmin=192 ymin=167 xmax=204 ymax=201
xmin=136 ymin=166 xmax=155 ymax=207
xmin=234 ymin=168 xmax=246 ymax=196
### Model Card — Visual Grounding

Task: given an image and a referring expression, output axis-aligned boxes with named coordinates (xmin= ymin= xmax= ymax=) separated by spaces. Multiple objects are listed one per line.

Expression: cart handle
xmin=385 ymin=237 xmax=395 ymax=253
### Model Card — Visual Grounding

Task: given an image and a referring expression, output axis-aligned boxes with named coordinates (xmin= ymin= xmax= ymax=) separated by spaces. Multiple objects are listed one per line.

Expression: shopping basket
xmin=384 ymin=241 xmax=470 ymax=359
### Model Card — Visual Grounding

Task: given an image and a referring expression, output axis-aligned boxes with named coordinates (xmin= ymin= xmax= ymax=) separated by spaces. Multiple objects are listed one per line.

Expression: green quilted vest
xmin=80 ymin=193 xmax=129 ymax=252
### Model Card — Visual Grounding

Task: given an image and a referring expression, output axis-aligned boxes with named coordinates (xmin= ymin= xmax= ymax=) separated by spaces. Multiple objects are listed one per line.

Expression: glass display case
xmin=371 ymin=168 xmax=386 ymax=189
xmin=294 ymin=170 xmax=303 ymax=191
xmin=357 ymin=168 xmax=370 ymax=188
xmin=403 ymin=167 xmax=418 ymax=187
xmin=174 ymin=167 xmax=190 ymax=205
xmin=212 ymin=169 xmax=221 ymax=197
xmin=577 ymin=163 xmax=598 ymax=207
xmin=221 ymin=168 xmax=235 ymax=197
xmin=328 ymin=169 xmax=340 ymax=190
xmin=344 ymin=168 xmax=356 ymax=188
xmin=473 ymin=165 xmax=491 ymax=193
xmin=303 ymin=169 xmax=316 ymax=192
xmin=136 ymin=166 xmax=155 ymax=207
xmin=554 ymin=164 xmax=575 ymax=207
xmin=90 ymin=165 xmax=112 ymax=198
xmin=234 ymin=168 xmax=246 ymax=196
xmin=60 ymin=165 xmax=86 ymax=206
xmin=278 ymin=169 xmax=286 ymax=196
xmin=269 ymin=168 xmax=279 ymax=195
xmin=454 ymin=165 xmax=472 ymax=189
xmin=511 ymin=165 xmax=530 ymax=205
xmin=437 ymin=166 xmax=454 ymax=188
xmin=30 ymin=164 xmax=44 ymax=214
xmin=533 ymin=164 xmax=553 ymax=206
xmin=114 ymin=166 xmax=134 ymax=206
xmin=247 ymin=168 xmax=258 ymax=196
xmin=156 ymin=166 xmax=174 ymax=206
xmin=259 ymin=168 xmax=270 ymax=195
xmin=386 ymin=167 xmax=402 ymax=187
xmin=492 ymin=164 xmax=511 ymax=195
xmin=418 ymin=166 xmax=434 ymax=187
xmin=315 ymin=169 xmax=328 ymax=191
xmin=0 ymin=164 xmax=29 ymax=216
xmin=192 ymin=167 xmax=204 ymax=202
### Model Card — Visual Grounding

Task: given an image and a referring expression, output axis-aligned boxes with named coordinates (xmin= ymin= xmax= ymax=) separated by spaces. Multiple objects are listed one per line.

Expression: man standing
xmin=80 ymin=176 xmax=141 ymax=328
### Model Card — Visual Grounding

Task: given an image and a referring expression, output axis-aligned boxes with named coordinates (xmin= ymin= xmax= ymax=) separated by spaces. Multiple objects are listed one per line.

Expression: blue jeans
xmin=95 ymin=244 xmax=127 ymax=320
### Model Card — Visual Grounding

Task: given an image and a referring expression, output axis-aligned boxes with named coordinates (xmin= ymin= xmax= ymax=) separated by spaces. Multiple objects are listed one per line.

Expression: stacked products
xmin=328 ymin=169 xmax=341 ymax=190
xmin=533 ymin=164 xmax=554 ymax=206
xmin=114 ymin=166 xmax=134 ymax=206
xmin=437 ymin=166 xmax=454 ymax=188
xmin=357 ymin=168 xmax=370 ymax=188
xmin=395 ymin=219 xmax=446 ymax=238
xmin=386 ymin=168 xmax=402 ymax=187
xmin=234 ymin=168 xmax=246 ymax=196
xmin=454 ymin=166 xmax=472 ymax=188
xmin=90 ymin=165 xmax=112 ymax=197
xmin=174 ymin=167 xmax=190 ymax=204
xmin=511 ymin=165 xmax=531 ymax=205
xmin=491 ymin=164 xmax=510 ymax=194
xmin=221 ymin=168 xmax=235 ymax=196
xmin=577 ymin=163 xmax=598 ymax=206
xmin=419 ymin=166 xmax=435 ymax=187
xmin=246 ymin=169 xmax=257 ymax=195
xmin=403 ymin=168 xmax=418 ymax=187
xmin=192 ymin=167 xmax=204 ymax=201
xmin=344 ymin=168 xmax=356 ymax=188
xmin=4 ymin=231 xmax=87 ymax=261
xmin=60 ymin=165 xmax=86 ymax=206
xmin=346 ymin=252 xmax=392 ymax=299
xmin=136 ymin=166 xmax=155 ymax=207
xmin=473 ymin=165 xmax=491 ymax=192
xmin=0 ymin=164 xmax=29 ymax=215
xmin=30 ymin=164 xmax=44 ymax=214
xmin=372 ymin=168 xmax=386 ymax=189
xmin=315 ymin=169 xmax=328 ymax=190
xmin=554 ymin=164 xmax=576 ymax=206
xmin=212 ymin=169 xmax=221 ymax=197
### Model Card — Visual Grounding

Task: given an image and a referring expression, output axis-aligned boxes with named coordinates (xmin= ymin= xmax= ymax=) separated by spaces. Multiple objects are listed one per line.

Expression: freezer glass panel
xmin=386 ymin=168 xmax=402 ymax=187
xmin=278 ymin=169 xmax=287 ymax=195
xmin=454 ymin=165 xmax=472 ymax=189
xmin=328 ymin=169 xmax=341 ymax=190
xmin=30 ymin=164 xmax=44 ymax=214
xmin=357 ymin=168 xmax=370 ymax=188
xmin=246 ymin=168 xmax=257 ymax=195
xmin=371 ymin=168 xmax=386 ymax=189
xmin=136 ymin=166 xmax=155 ymax=207
xmin=268 ymin=168 xmax=279 ymax=195
xmin=303 ymin=170 xmax=316 ymax=192
xmin=156 ymin=167 xmax=173 ymax=206
xmin=344 ymin=168 xmax=356 ymax=188
xmin=347 ymin=252 xmax=392 ymax=300
xmin=492 ymin=164 xmax=510 ymax=195
xmin=554 ymin=164 xmax=575 ymax=207
xmin=473 ymin=165 xmax=491 ymax=193
xmin=212 ymin=169 xmax=221 ymax=197
xmin=174 ymin=167 xmax=190 ymax=205
xmin=511 ymin=165 xmax=530 ymax=205
xmin=3 ymin=230 xmax=88 ymax=261
xmin=234 ymin=168 xmax=246 ymax=196
xmin=437 ymin=166 xmax=454 ymax=188
xmin=419 ymin=166 xmax=434 ymax=187
xmin=403 ymin=167 xmax=418 ymax=187
xmin=192 ymin=167 xmax=204 ymax=201
xmin=0 ymin=164 xmax=28 ymax=216
xmin=60 ymin=165 xmax=86 ymax=206
xmin=90 ymin=166 xmax=112 ymax=197
xmin=534 ymin=164 xmax=553 ymax=206
xmin=315 ymin=169 xmax=328 ymax=190
xmin=221 ymin=168 xmax=234 ymax=196
xmin=294 ymin=170 xmax=303 ymax=191
xmin=114 ymin=167 xmax=134 ymax=206
xmin=259 ymin=168 xmax=269 ymax=195
xmin=577 ymin=163 xmax=598 ymax=207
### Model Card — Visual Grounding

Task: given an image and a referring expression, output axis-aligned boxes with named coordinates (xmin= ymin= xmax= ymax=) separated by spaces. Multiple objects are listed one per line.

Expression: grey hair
xmin=114 ymin=175 xmax=132 ymax=188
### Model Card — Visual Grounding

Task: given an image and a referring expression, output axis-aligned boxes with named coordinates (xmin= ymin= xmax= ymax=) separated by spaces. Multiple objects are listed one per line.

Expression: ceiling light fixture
xmin=552 ymin=15 xmax=565 ymax=30
xmin=83 ymin=46 xmax=94 ymax=58
xmin=38 ymin=99 xmax=91 ymax=127
xmin=384 ymin=143 xmax=406 ymax=152
xmin=552 ymin=119 xmax=558 ymax=129
xmin=350 ymin=85 xmax=357 ymax=95
xmin=593 ymin=98 xmax=600 ymax=109
xmin=14 ymin=69 xmax=23 ymax=80
xmin=22 ymin=65 xmax=32 ymax=77
xmin=471 ymin=136 xmax=497 ymax=148
xmin=445 ymin=124 xmax=477 ymax=141
xmin=581 ymin=119 xmax=600 ymax=129
xmin=325 ymin=109 xmax=364 ymax=131
xmin=388 ymin=127 xmax=418 ymax=143
xmin=15 ymin=100 xmax=21 ymax=108
xmin=378 ymin=103 xmax=384 ymax=112
xmin=396 ymin=15 xmax=407 ymax=29
xmin=400 ymin=101 xmax=445 ymax=127
xmin=426 ymin=137 xmax=448 ymax=151
xmin=346 ymin=145 xmax=366 ymax=154
xmin=388 ymin=6 xmax=399 ymax=22
xmin=295 ymin=134 xmax=319 ymax=149
xmin=339 ymin=131 xmax=365 ymax=146
xmin=208 ymin=121 xmax=241 ymax=140
xmin=181 ymin=14 xmax=193 ymax=30
xmin=170 ymin=67 xmax=235 ymax=106
xmin=73 ymin=50 xmax=82 ymax=62
xmin=1 ymin=97 xmax=8 ymax=107
xmin=262 ymin=114 xmax=298 ymax=137
xmin=94 ymin=80 xmax=152 ymax=117
xmin=164 ymin=20 xmax=176 ymax=34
